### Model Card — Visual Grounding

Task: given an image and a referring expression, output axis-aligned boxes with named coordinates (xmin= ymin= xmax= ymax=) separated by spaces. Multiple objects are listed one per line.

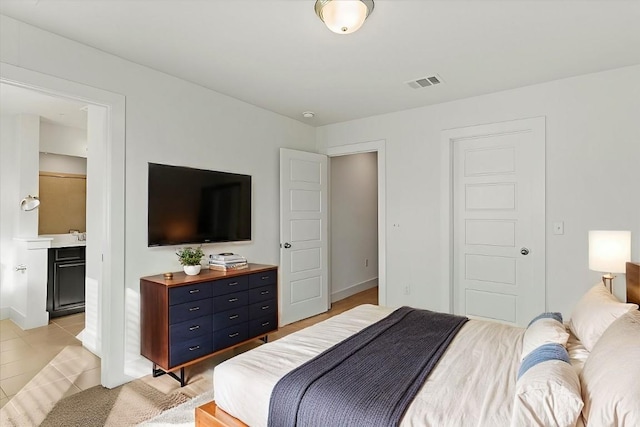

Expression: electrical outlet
xmin=365 ymin=258 xmax=369 ymax=267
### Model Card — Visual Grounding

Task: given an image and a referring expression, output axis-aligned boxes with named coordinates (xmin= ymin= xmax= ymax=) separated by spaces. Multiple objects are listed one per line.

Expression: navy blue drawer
xmin=249 ymin=270 xmax=277 ymax=289
xmin=169 ymin=298 xmax=213 ymax=324
xmin=169 ymin=283 xmax=213 ymax=306
xmin=249 ymin=314 xmax=277 ymax=337
xmin=169 ymin=315 xmax=212 ymax=345
xmin=213 ymin=323 xmax=248 ymax=351
xmin=248 ymin=284 xmax=276 ymax=304
xmin=212 ymin=276 xmax=248 ymax=297
xmin=213 ymin=306 xmax=248 ymax=331
xmin=170 ymin=336 xmax=212 ymax=367
xmin=249 ymin=298 xmax=276 ymax=319
xmin=213 ymin=291 xmax=248 ymax=312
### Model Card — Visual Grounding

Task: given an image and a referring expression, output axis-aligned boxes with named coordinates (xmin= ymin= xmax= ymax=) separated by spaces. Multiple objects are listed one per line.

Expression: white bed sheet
xmin=214 ymin=304 xmax=525 ymax=426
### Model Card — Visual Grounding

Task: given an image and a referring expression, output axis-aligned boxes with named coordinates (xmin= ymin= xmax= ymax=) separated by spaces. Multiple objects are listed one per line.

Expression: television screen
xmin=148 ymin=163 xmax=251 ymax=246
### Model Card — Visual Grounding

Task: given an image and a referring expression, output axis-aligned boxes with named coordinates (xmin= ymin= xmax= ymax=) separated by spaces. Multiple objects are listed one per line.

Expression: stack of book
xmin=208 ymin=253 xmax=248 ymax=271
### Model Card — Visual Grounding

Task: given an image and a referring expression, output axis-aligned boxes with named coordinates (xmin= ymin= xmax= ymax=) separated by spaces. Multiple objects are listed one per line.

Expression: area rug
xmin=140 ymin=390 xmax=215 ymax=426
xmin=38 ymin=380 xmax=191 ymax=427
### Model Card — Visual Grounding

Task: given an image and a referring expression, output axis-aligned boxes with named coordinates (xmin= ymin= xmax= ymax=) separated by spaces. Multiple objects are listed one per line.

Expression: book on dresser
xmin=139 ymin=263 xmax=278 ymax=386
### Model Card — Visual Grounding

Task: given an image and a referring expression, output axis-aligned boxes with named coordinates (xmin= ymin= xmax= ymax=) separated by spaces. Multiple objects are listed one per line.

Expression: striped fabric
xmin=527 ymin=312 xmax=563 ymax=327
xmin=517 ymin=343 xmax=570 ymax=379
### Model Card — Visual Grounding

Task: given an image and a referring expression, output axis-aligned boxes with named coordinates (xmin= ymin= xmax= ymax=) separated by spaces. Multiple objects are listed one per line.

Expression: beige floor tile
xmin=17 ymin=364 xmax=68 ymax=393
xmin=67 ymin=367 xmax=101 ymax=390
xmin=0 ymin=386 xmax=6 ymax=399
xmin=60 ymin=323 xmax=84 ymax=336
xmin=0 ymin=368 xmax=42 ymax=396
xmin=0 ymin=337 xmax=30 ymax=354
xmin=51 ymin=353 xmax=100 ymax=377
xmin=51 ymin=313 xmax=84 ymax=327
xmin=0 ymin=330 xmax=18 ymax=342
xmin=48 ymin=344 xmax=95 ymax=363
xmin=0 ymin=396 xmax=8 ymax=409
xmin=0 ymin=345 xmax=37 ymax=365
xmin=0 ymin=354 xmax=50 ymax=381
xmin=8 ymin=377 xmax=81 ymax=422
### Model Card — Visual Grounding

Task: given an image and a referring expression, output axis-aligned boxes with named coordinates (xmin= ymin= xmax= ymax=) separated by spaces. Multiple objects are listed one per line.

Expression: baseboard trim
xmin=331 ymin=278 xmax=378 ymax=303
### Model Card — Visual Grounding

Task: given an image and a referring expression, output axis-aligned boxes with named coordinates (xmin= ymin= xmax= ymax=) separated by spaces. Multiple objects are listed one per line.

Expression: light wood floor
xmin=0 ymin=287 xmax=378 ymax=423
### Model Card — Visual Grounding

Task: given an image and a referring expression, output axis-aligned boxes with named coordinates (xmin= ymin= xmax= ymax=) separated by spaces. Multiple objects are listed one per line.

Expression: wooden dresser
xmin=140 ymin=263 xmax=278 ymax=385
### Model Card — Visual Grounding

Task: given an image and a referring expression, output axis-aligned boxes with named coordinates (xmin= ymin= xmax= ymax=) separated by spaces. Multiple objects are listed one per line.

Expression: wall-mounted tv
xmin=148 ymin=163 xmax=251 ymax=247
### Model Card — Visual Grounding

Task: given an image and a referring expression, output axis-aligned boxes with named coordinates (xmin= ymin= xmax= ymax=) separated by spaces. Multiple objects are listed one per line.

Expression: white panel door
xmin=280 ymin=148 xmax=329 ymax=325
xmin=452 ymin=118 xmax=545 ymax=326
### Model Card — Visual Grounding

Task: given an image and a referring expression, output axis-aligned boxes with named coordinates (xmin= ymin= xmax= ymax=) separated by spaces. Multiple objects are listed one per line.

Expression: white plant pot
xmin=183 ymin=265 xmax=202 ymax=276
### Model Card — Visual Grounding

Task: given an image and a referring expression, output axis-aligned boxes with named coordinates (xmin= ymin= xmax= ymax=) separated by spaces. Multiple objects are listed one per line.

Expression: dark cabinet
xmin=140 ymin=264 xmax=278 ymax=385
xmin=47 ymin=246 xmax=86 ymax=318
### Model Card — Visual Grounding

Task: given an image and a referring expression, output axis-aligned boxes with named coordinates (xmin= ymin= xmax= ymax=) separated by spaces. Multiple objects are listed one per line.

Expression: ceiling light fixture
xmin=315 ymin=0 xmax=374 ymax=35
xmin=302 ymin=111 xmax=315 ymax=118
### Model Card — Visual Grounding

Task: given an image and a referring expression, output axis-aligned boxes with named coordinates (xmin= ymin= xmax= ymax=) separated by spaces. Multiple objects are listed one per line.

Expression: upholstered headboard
xmin=627 ymin=262 xmax=640 ymax=306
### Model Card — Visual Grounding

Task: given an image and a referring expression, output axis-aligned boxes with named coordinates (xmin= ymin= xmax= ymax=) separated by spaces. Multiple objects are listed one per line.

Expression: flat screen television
xmin=148 ymin=163 xmax=251 ymax=246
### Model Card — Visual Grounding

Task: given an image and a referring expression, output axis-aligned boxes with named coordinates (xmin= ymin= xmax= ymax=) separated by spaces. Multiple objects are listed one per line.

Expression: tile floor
xmin=0 ymin=312 xmax=101 ymax=413
xmin=0 ymin=287 xmax=378 ymax=424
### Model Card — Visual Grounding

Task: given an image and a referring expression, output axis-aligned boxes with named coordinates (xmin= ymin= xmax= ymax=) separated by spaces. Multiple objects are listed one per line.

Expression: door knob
xmin=520 ymin=247 xmax=530 ymax=256
xmin=283 ymin=242 xmax=292 ymax=249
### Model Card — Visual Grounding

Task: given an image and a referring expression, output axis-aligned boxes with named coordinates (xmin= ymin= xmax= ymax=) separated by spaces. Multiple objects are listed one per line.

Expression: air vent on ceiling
xmin=405 ymin=75 xmax=443 ymax=89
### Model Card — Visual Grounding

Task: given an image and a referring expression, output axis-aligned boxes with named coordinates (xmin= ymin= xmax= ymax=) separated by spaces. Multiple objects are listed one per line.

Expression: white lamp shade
xmin=20 ymin=195 xmax=40 ymax=211
xmin=588 ymin=230 xmax=631 ymax=273
xmin=318 ymin=1 xmax=369 ymax=34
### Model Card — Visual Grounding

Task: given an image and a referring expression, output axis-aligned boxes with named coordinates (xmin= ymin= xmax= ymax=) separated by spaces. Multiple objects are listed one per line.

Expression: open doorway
xmin=327 ymin=139 xmax=387 ymax=306
xmin=330 ymin=152 xmax=379 ymax=303
xmin=1 ymin=63 xmax=126 ymax=388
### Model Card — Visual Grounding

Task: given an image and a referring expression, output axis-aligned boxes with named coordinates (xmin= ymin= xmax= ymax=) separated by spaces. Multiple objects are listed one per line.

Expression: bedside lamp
xmin=588 ymin=230 xmax=631 ymax=292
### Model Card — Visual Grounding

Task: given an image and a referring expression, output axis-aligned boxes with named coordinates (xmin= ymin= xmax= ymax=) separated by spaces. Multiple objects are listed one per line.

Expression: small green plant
xmin=176 ymin=246 xmax=204 ymax=266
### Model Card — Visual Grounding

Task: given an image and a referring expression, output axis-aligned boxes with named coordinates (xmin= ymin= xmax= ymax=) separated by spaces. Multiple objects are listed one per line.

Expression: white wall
xmin=40 ymin=120 xmax=87 ymax=158
xmin=0 ymin=114 xmax=18 ymax=318
xmin=317 ymin=64 xmax=640 ymax=319
xmin=330 ymin=152 xmax=378 ymax=302
xmin=39 ymin=153 xmax=87 ymax=174
xmin=1 ymin=15 xmax=316 ymax=381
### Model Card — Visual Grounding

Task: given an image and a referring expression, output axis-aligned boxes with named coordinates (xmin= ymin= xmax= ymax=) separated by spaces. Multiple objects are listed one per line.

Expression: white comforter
xmin=214 ymin=304 xmax=525 ymax=427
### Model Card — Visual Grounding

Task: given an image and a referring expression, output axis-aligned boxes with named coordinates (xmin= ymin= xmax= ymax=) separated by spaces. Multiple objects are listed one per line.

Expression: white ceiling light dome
xmin=315 ymin=0 xmax=374 ymax=35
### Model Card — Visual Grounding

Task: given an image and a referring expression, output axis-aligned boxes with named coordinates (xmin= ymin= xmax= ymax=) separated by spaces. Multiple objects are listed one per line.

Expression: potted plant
xmin=176 ymin=246 xmax=205 ymax=275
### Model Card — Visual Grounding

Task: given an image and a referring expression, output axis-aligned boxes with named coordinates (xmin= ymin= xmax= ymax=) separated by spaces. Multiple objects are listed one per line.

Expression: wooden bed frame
xmin=195 ymin=262 xmax=640 ymax=427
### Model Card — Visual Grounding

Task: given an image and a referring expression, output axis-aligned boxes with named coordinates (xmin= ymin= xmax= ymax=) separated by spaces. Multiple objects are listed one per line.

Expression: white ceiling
xmin=1 ymin=0 xmax=639 ymax=126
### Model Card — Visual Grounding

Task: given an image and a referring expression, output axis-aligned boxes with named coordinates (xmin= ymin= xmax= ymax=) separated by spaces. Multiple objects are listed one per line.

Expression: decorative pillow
xmin=568 ymin=283 xmax=638 ymax=351
xmin=521 ymin=312 xmax=569 ymax=360
xmin=518 ymin=343 xmax=570 ymax=379
xmin=511 ymin=359 xmax=583 ymax=427
xmin=579 ymin=310 xmax=640 ymax=426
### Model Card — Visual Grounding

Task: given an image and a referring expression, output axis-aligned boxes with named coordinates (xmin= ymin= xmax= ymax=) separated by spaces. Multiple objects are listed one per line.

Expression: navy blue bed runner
xmin=268 ymin=307 xmax=469 ymax=427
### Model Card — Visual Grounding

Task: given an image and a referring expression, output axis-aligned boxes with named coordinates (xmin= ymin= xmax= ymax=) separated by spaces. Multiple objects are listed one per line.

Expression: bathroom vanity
xmin=46 ymin=237 xmax=86 ymax=318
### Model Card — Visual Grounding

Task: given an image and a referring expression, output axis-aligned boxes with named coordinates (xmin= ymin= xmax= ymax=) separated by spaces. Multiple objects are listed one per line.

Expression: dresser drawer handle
xmin=189 ymin=345 xmax=201 ymax=351
xmin=189 ymin=289 xmax=200 ymax=294
xmin=228 ymin=332 xmax=239 ymax=338
xmin=261 ymin=321 xmax=270 ymax=327
xmin=189 ymin=306 xmax=200 ymax=312
xmin=229 ymin=314 xmax=239 ymax=320
xmin=229 ymin=282 xmax=238 ymax=286
xmin=228 ymin=297 xmax=239 ymax=302
xmin=189 ymin=325 xmax=200 ymax=331
xmin=261 ymin=305 xmax=270 ymax=310
xmin=260 ymin=290 xmax=269 ymax=295
xmin=261 ymin=276 xmax=269 ymax=280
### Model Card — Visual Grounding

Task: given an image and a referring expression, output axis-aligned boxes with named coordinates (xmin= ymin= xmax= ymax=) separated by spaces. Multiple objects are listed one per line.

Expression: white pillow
xmin=521 ymin=316 xmax=570 ymax=360
xmin=511 ymin=359 xmax=583 ymax=427
xmin=568 ymin=284 xmax=638 ymax=351
xmin=580 ymin=310 xmax=640 ymax=426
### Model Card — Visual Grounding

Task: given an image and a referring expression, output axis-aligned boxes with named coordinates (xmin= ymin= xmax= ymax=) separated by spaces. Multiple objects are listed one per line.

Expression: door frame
xmin=1 ymin=62 xmax=127 ymax=388
xmin=327 ymin=139 xmax=387 ymax=306
xmin=440 ymin=117 xmax=546 ymax=314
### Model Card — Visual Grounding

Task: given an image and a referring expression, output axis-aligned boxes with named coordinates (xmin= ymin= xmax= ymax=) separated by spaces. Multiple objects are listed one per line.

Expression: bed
xmin=197 ymin=262 xmax=640 ymax=427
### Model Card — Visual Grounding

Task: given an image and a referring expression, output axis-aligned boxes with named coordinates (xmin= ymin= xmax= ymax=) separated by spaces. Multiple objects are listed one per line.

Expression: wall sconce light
xmin=20 ymin=195 xmax=40 ymax=211
xmin=315 ymin=0 xmax=374 ymax=34
xmin=588 ymin=230 xmax=631 ymax=292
